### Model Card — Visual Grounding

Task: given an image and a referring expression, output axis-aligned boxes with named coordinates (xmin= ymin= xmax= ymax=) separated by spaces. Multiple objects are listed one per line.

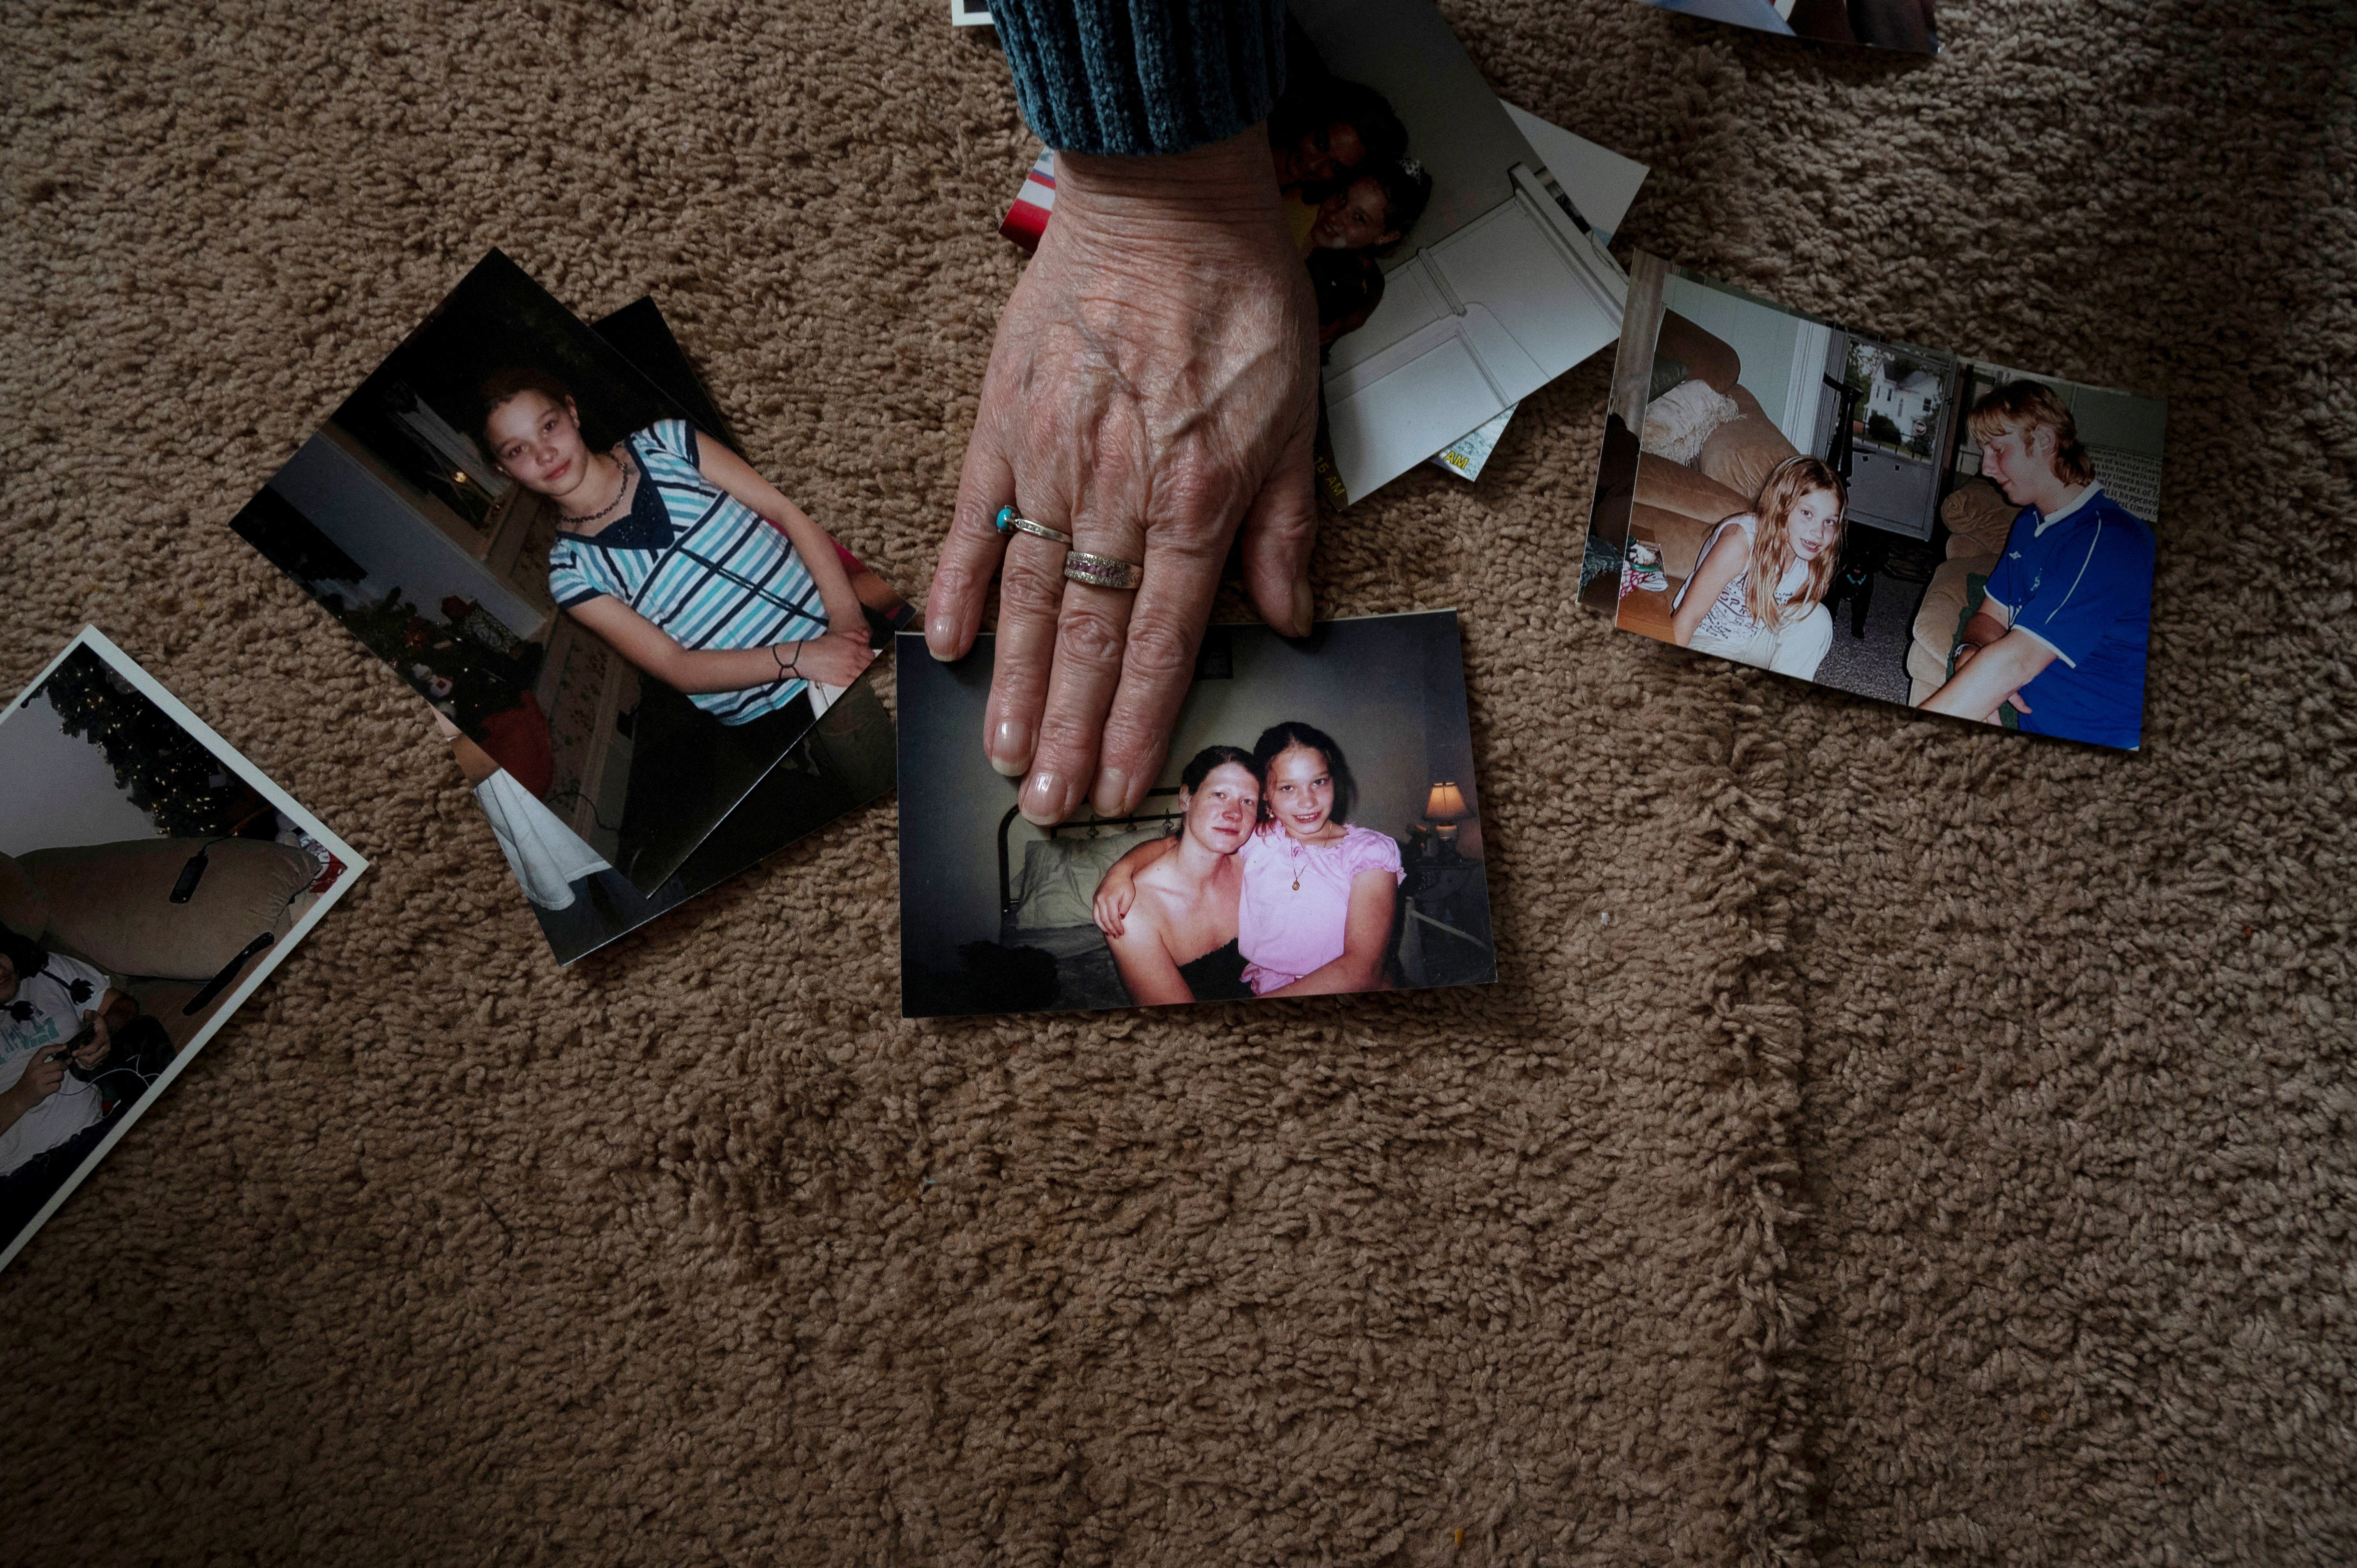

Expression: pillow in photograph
xmin=1011 ymin=828 xmax=1169 ymax=931
xmin=1941 ymin=477 xmax=2018 ymax=559
xmin=1946 ymin=573 xmax=2021 ymax=731
xmin=1947 ymin=573 xmax=1989 ymax=679
xmin=1647 ymin=356 xmax=1691 ymax=403
xmin=17 ymin=838 xmax=318 ymax=980
xmin=1698 ymin=401 xmax=1800 ymax=508
xmin=1641 ymin=379 xmax=1742 ymax=467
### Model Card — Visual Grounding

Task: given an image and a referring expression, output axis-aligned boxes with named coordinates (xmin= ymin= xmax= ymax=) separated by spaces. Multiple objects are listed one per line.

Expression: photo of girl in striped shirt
xmin=479 ymin=369 xmax=876 ymax=723
xmin=226 ymin=253 xmax=909 ymax=904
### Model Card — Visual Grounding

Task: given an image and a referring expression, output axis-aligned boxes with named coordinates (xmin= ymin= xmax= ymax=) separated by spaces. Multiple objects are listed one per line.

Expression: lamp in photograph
xmin=1424 ymin=781 xmax=1471 ymax=860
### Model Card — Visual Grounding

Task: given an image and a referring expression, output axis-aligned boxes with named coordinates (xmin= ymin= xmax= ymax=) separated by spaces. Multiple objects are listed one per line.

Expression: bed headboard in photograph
xmin=997 ymin=789 xmax=1184 ymax=929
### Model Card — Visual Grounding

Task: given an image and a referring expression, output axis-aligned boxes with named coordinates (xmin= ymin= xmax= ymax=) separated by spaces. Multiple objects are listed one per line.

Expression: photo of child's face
xmin=1311 ymin=178 xmax=1398 ymax=251
xmin=1789 ymin=489 xmax=1842 ymax=560
xmin=1183 ymin=763 xmax=1262 ymax=852
xmin=483 ymin=390 xmax=593 ymax=500
xmin=0 ymin=950 xmax=19 ymax=1002
xmin=1283 ymin=120 xmax=1367 ymax=187
xmin=1265 ymin=745 xmax=1336 ymax=835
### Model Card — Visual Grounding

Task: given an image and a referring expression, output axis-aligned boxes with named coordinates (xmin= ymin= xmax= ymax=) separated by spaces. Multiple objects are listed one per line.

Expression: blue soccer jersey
xmin=1981 ymin=484 xmax=2156 ymax=750
xmin=546 ymin=420 xmax=827 ymax=725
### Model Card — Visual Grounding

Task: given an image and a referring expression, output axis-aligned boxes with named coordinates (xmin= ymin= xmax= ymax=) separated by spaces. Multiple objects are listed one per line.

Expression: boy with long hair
xmin=1919 ymin=381 xmax=2156 ymax=747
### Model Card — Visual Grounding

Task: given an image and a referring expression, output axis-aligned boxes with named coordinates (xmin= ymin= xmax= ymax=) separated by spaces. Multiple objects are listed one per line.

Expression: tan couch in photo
xmin=0 ymin=838 xmax=321 ymax=1052
xmin=1631 ymin=312 xmax=1806 ymax=577
xmin=1904 ymin=478 xmax=2023 ymax=704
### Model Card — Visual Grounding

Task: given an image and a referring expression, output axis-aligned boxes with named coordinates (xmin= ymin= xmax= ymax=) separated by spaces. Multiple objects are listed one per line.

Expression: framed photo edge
xmin=0 ymin=626 xmax=369 ymax=1273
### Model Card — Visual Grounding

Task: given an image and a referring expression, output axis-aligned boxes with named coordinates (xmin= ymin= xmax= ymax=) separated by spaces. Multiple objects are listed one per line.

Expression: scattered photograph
xmin=230 ymin=251 xmax=908 ymax=895
xmin=1 ymin=629 xmax=364 ymax=1272
xmin=385 ymin=292 xmax=906 ymax=964
xmin=1289 ymin=0 xmax=1626 ymax=503
xmin=900 ymin=612 xmax=1495 ymax=1018
xmin=1431 ymin=405 xmax=1514 ymax=482
xmin=415 ymin=296 xmax=903 ymax=966
xmin=1586 ymin=254 xmax=2165 ymax=750
xmin=997 ymin=2 xmax=1635 ymax=505
xmin=1639 ymin=0 xmax=1938 ymax=53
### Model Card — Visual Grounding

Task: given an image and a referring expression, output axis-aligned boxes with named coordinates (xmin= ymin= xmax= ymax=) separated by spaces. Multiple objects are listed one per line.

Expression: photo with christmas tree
xmin=229 ymin=251 xmax=910 ymax=899
xmin=0 ymin=629 xmax=365 ymax=1272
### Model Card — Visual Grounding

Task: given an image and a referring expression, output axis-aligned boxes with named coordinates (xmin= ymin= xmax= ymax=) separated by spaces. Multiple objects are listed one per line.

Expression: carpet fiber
xmin=2 ymin=2 xmax=2351 ymax=1563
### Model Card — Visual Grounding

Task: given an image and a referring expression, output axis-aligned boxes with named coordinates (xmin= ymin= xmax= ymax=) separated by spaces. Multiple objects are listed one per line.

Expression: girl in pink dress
xmin=1095 ymin=722 xmax=1403 ymax=999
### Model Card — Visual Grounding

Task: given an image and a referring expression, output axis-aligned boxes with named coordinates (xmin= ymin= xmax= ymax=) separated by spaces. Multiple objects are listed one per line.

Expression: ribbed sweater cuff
xmin=992 ymin=0 xmax=1288 ymax=156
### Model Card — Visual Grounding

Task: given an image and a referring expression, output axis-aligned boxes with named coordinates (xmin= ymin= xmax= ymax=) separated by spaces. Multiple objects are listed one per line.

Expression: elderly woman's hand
xmin=926 ymin=126 xmax=1320 ymax=826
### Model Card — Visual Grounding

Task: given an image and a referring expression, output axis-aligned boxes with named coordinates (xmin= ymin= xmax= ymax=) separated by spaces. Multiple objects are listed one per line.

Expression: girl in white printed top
xmin=477 ymin=369 xmax=875 ymax=722
xmin=1669 ymin=454 xmax=1849 ymax=681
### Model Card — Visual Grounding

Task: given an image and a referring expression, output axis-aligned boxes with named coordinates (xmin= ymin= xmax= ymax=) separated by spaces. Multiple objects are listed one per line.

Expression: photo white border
xmin=0 ymin=626 xmax=368 ymax=1273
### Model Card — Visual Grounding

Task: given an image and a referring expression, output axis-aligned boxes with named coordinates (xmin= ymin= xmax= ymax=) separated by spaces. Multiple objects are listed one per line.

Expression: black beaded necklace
xmin=559 ymin=449 xmax=634 ymax=528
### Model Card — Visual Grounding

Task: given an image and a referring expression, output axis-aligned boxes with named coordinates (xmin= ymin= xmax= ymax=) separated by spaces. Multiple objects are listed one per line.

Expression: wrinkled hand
xmin=791 ymin=630 xmax=879 ymax=689
xmin=926 ymin=127 xmax=1321 ymax=825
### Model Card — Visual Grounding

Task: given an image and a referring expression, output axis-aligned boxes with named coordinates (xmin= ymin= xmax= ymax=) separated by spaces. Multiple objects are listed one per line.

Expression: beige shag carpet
xmin=3 ymin=1 xmax=2351 ymax=1562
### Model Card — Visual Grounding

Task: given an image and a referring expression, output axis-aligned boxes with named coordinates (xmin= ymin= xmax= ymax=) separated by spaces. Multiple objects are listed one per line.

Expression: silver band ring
xmin=995 ymin=506 xmax=1073 ymax=547
xmin=1062 ymin=550 xmax=1143 ymax=592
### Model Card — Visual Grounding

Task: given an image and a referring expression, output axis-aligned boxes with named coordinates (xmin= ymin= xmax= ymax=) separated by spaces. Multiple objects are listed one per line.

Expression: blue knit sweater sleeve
xmin=991 ymin=0 xmax=1288 ymax=156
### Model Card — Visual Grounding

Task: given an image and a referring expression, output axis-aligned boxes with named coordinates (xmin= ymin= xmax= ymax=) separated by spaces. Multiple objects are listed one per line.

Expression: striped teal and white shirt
xmin=547 ymin=420 xmax=826 ymax=725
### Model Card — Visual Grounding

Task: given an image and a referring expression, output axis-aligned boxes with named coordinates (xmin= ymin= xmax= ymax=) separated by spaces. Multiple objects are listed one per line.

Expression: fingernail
xmin=1290 ymin=577 xmax=1315 ymax=637
xmin=1093 ymin=767 xmax=1131 ymax=817
xmin=927 ymin=611 xmax=959 ymax=656
xmin=1020 ymin=770 xmax=1069 ymax=825
xmin=989 ymin=718 xmax=1032 ymax=777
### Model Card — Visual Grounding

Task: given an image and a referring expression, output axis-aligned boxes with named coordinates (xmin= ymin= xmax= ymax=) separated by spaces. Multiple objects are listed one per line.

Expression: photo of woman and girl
xmin=1269 ymin=31 xmax=1433 ymax=353
xmin=1089 ymin=723 xmax=1403 ymax=1006
xmin=897 ymin=609 xmax=1491 ymax=1017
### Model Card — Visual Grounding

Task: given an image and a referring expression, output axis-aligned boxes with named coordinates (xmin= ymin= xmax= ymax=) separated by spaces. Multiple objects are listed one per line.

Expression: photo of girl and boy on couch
xmin=1587 ymin=256 xmax=2166 ymax=752
xmin=898 ymin=613 xmax=1495 ymax=1018
xmin=0 ymin=632 xmax=361 ymax=1271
